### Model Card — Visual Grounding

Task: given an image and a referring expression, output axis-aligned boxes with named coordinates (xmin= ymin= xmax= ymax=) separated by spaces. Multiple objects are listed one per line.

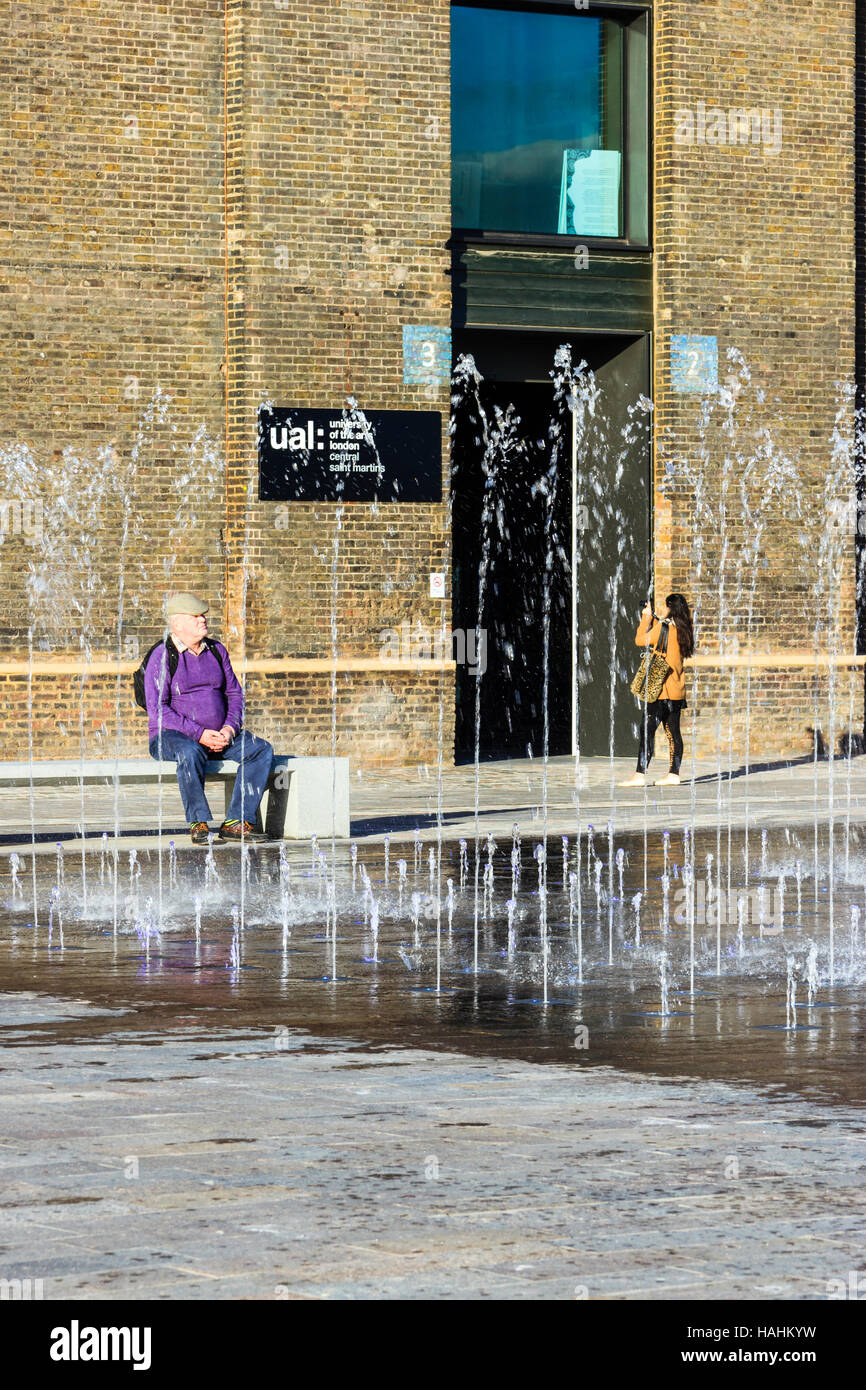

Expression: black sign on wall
xmin=258 ymin=406 xmax=442 ymax=503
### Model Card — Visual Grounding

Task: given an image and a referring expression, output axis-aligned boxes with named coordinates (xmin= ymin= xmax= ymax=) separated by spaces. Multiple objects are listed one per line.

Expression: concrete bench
xmin=0 ymin=756 xmax=350 ymax=839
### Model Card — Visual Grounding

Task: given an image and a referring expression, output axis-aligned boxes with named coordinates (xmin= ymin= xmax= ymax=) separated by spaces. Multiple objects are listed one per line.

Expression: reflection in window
xmin=451 ymin=6 xmax=626 ymax=238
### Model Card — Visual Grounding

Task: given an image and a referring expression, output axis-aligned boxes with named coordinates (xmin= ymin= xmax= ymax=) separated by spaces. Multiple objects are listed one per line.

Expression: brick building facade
xmin=0 ymin=0 xmax=862 ymax=770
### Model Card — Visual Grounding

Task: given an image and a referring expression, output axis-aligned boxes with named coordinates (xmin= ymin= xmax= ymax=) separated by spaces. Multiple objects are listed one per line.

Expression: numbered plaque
xmin=670 ymin=335 xmax=718 ymax=394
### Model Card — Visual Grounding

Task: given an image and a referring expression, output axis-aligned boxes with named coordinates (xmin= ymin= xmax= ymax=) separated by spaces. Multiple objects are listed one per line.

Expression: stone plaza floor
xmin=2 ymin=1004 xmax=864 ymax=1301
xmin=2 ymin=749 xmax=866 ymax=853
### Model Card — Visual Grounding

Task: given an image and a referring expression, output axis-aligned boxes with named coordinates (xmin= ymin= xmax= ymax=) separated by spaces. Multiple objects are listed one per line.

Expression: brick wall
xmin=653 ymin=0 xmax=859 ymax=758
xmin=222 ymin=1 xmax=452 ymax=661
xmin=678 ymin=660 xmax=864 ymax=764
xmin=0 ymin=0 xmax=226 ymax=661
xmin=0 ymin=0 xmax=861 ymax=771
xmin=0 ymin=0 xmax=454 ymax=766
xmin=246 ymin=668 xmax=451 ymax=766
xmin=0 ymin=662 xmax=449 ymax=767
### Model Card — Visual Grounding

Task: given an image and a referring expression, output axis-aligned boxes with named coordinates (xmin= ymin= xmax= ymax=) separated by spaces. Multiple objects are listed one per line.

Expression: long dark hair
xmin=665 ymin=593 xmax=694 ymax=659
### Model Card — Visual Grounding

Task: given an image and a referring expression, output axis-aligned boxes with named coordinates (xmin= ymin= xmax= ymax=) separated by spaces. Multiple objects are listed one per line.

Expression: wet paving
xmin=2 ymin=823 xmax=866 ymax=1298
xmin=2 ymin=823 xmax=865 ymax=1103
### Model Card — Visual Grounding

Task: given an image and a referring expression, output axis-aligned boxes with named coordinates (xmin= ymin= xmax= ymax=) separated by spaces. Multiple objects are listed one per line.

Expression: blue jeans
xmin=149 ymin=729 xmax=274 ymax=826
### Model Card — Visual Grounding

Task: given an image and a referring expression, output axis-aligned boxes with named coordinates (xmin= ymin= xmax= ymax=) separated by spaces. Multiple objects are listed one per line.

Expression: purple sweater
xmin=144 ymin=640 xmax=244 ymax=744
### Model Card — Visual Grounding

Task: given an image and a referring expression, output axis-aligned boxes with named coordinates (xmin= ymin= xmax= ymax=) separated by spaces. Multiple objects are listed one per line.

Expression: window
xmin=451 ymin=3 xmax=649 ymax=244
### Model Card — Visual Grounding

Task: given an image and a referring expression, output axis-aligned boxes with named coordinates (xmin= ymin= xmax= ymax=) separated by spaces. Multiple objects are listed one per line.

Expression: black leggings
xmin=636 ymin=699 xmax=685 ymax=774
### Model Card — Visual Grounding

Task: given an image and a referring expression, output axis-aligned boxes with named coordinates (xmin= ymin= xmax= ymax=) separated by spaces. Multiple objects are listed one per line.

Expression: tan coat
xmin=635 ymin=613 xmax=685 ymax=701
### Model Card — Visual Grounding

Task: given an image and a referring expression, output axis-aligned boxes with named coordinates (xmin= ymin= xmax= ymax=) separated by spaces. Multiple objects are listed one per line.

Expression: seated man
xmin=145 ymin=592 xmax=274 ymax=845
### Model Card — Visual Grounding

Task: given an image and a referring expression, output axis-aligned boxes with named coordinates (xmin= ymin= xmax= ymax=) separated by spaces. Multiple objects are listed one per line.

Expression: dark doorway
xmin=451 ymin=376 xmax=572 ymax=761
xmin=451 ymin=329 xmax=651 ymax=762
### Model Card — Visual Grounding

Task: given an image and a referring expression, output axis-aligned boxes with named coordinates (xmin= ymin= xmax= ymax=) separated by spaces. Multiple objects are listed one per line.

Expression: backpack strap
xmin=164 ymin=634 xmax=181 ymax=681
xmin=202 ymin=637 xmax=225 ymax=689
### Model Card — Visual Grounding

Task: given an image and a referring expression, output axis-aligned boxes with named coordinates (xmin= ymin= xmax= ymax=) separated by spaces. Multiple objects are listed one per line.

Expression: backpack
xmin=132 ymin=635 xmax=221 ymax=712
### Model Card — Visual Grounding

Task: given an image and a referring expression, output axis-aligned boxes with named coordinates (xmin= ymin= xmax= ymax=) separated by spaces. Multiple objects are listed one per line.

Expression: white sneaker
xmin=617 ymin=772 xmax=647 ymax=788
xmin=654 ymin=773 xmax=681 ymax=786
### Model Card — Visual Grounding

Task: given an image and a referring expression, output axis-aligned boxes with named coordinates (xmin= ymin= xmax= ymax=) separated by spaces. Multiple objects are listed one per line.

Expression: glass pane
xmin=451 ymin=5 xmax=624 ymax=237
xmin=625 ymin=13 xmax=649 ymax=244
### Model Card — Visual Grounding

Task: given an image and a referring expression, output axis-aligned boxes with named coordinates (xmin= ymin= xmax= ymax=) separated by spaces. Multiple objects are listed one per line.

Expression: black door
xmin=452 ymin=377 xmax=572 ymax=760
xmin=451 ymin=330 xmax=651 ymax=761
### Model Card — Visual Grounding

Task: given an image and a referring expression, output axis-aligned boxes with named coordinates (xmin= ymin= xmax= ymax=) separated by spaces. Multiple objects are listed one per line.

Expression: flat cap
xmin=165 ymin=592 xmax=209 ymax=617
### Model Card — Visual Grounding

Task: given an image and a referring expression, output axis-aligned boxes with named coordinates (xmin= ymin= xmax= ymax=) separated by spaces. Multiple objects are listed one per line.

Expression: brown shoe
xmin=190 ymin=821 xmax=219 ymax=845
xmin=218 ymin=819 xmax=269 ymax=843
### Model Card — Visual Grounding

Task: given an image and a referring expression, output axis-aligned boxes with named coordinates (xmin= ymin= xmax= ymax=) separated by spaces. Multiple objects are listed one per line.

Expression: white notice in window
xmin=557 ymin=149 xmax=621 ymax=238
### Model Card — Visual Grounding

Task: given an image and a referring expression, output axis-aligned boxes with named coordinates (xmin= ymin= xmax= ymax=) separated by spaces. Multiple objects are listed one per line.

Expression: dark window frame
xmin=449 ymin=0 xmax=653 ymax=252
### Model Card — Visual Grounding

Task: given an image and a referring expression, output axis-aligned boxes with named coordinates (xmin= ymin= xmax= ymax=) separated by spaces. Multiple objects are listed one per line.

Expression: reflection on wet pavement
xmin=3 ymin=824 xmax=866 ymax=1299
xmin=2 ymin=824 xmax=865 ymax=1105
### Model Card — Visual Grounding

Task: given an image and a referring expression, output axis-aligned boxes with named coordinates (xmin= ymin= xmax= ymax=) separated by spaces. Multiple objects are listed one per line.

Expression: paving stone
xmin=1 ymin=1027 xmax=864 ymax=1299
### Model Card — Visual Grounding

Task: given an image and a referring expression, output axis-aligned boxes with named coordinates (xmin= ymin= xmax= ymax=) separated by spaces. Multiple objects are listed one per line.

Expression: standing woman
xmin=619 ymin=594 xmax=694 ymax=788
